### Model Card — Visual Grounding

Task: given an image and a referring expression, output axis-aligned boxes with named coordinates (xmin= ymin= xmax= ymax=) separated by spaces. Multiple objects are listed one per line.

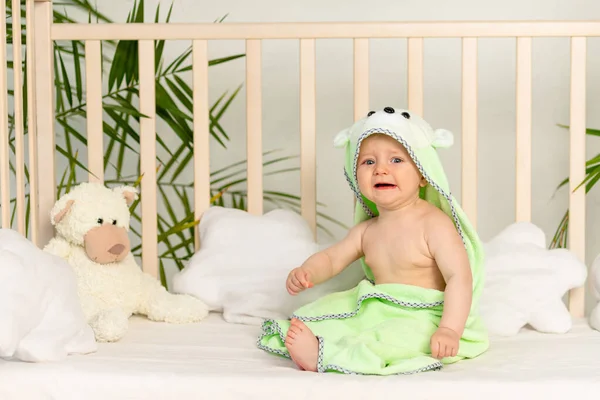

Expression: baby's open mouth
xmin=374 ymin=183 xmax=397 ymax=189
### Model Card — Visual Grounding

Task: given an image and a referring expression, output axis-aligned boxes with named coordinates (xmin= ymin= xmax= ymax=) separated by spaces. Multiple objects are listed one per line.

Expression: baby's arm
xmin=286 ymin=220 xmax=368 ymax=295
xmin=426 ymin=211 xmax=472 ymax=338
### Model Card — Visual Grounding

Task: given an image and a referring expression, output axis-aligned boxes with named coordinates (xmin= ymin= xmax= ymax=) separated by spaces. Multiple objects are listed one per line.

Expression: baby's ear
xmin=113 ymin=185 xmax=139 ymax=206
xmin=52 ymin=200 xmax=75 ymax=225
xmin=432 ymin=128 xmax=453 ymax=149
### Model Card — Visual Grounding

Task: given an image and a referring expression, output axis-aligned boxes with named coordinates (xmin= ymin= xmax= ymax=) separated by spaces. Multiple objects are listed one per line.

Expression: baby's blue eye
xmin=392 ymin=158 xmax=402 ymax=163
xmin=365 ymin=160 xmax=374 ymax=165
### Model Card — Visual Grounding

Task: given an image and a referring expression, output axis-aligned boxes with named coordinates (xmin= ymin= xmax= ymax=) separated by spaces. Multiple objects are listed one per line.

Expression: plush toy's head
xmin=50 ymin=182 xmax=138 ymax=264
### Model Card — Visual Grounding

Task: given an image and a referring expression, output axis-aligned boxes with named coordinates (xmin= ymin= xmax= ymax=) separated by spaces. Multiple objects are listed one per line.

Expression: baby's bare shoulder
xmin=343 ymin=217 xmax=376 ymax=244
xmin=354 ymin=216 xmax=377 ymax=230
xmin=421 ymin=204 xmax=457 ymax=235
xmin=349 ymin=217 xmax=375 ymax=240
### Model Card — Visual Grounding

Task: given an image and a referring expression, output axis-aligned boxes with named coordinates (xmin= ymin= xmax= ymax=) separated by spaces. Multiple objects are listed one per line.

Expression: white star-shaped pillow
xmin=589 ymin=255 xmax=600 ymax=331
xmin=478 ymin=222 xmax=587 ymax=336
xmin=171 ymin=206 xmax=364 ymax=325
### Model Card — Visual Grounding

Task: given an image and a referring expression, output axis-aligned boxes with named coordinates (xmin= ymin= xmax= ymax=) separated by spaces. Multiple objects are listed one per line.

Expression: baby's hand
xmin=430 ymin=327 xmax=460 ymax=359
xmin=286 ymin=267 xmax=313 ymax=295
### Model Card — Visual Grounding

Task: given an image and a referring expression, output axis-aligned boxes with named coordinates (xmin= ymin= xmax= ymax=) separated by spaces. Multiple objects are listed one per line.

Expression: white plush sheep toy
xmin=43 ymin=182 xmax=209 ymax=342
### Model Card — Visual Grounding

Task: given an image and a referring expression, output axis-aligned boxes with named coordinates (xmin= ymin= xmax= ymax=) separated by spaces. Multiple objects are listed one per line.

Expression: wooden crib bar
xmin=138 ymin=40 xmax=159 ymax=279
xmin=0 ymin=0 xmax=43 ymax=243
xmin=407 ymin=38 xmax=424 ymax=116
xmin=26 ymin=0 xmax=39 ymax=246
xmin=461 ymin=38 xmax=478 ymax=228
xmin=353 ymin=39 xmax=369 ymax=120
xmin=51 ymin=21 xmax=600 ymax=40
xmin=0 ymin=0 xmax=9 ymax=229
xmin=85 ymin=40 xmax=103 ymax=184
xmin=11 ymin=0 xmax=26 ymax=235
xmin=13 ymin=0 xmax=594 ymax=317
xmin=300 ymin=39 xmax=317 ymax=236
xmin=246 ymin=39 xmax=263 ymax=216
xmin=193 ymin=39 xmax=211 ymax=251
xmin=34 ymin=0 xmax=56 ymax=247
xmin=569 ymin=37 xmax=587 ymax=318
xmin=516 ymin=37 xmax=532 ymax=223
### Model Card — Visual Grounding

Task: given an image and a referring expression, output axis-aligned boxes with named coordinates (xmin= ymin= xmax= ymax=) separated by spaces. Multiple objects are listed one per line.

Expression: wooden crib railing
xmin=1 ymin=0 xmax=597 ymax=317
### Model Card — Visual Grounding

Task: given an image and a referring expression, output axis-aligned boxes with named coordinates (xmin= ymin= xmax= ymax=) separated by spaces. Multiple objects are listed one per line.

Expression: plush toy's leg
xmin=89 ymin=308 xmax=130 ymax=342
xmin=78 ymin=292 xmax=127 ymax=342
xmin=528 ymin=299 xmax=572 ymax=334
xmin=137 ymin=274 xmax=209 ymax=323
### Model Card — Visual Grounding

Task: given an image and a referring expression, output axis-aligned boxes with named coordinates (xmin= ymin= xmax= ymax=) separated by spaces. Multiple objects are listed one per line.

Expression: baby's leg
xmin=286 ymin=319 xmax=443 ymax=375
xmin=285 ymin=318 xmax=318 ymax=372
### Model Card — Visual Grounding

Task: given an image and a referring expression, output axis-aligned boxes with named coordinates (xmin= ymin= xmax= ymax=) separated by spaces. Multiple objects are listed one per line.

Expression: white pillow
xmin=171 ymin=206 xmax=364 ymax=325
xmin=0 ymin=229 xmax=97 ymax=362
xmin=588 ymin=255 xmax=600 ymax=331
xmin=478 ymin=222 xmax=587 ymax=336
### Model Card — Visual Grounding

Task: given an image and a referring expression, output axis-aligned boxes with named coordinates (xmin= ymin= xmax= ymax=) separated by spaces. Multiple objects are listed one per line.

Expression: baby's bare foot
xmin=285 ymin=318 xmax=318 ymax=372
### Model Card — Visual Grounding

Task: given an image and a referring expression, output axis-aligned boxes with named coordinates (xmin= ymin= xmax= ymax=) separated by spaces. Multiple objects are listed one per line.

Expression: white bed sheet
xmin=2 ymin=313 xmax=600 ymax=399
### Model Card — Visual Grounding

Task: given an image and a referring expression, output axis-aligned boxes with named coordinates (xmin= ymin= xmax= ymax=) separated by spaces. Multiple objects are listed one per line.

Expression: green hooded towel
xmin=257 ymin=107 xmax=489 ymax=375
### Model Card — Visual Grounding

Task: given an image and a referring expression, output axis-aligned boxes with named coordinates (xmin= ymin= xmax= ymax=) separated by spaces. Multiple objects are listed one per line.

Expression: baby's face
xmin=356 ymin=134 xmax=425 ymax=210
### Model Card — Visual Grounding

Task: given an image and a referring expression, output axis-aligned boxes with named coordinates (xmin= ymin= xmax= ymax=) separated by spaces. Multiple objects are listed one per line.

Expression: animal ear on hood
xmin=431 ymin=128 xmax=454 ymax=149
xmin=51 ymin=199 xmax=75 ymax=225
xmin=333 ymin=128 xmax=350 ymax=148
xmin=113 ymin=185 xmax=139 ymax=206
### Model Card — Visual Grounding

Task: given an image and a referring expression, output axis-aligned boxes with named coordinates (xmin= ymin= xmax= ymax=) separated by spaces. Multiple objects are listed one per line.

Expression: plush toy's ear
xmin=432 ymin=128 xmax=453 ymax=148
xmin=52 ymin=199 xmax=74 ymax=225
xmin=113 ymin=185 xmax=139 ymax=206
xmin=333 ymin=128 xmax=350 ymax=148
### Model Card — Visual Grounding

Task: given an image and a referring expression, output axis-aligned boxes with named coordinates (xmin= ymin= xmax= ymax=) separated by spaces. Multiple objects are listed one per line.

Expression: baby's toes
xmin=285 ymin=334 xmax=297 ymax=347
xmin=286 ymin=326 xmax=299 ymax=341
xmin=286 ymin=329 xmax=297 ymax=339
xmin=290 ymin=318 xmax=305 ymax=330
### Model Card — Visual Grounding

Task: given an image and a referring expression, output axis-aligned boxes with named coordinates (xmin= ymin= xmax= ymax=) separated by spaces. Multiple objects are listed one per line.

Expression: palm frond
xmin=551 ymin=123 xmax=600 ymax=248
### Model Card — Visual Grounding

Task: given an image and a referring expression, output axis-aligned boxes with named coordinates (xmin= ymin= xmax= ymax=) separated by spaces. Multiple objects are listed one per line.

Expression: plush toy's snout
xmin=84 ymin=224 xmax=130 ymax=264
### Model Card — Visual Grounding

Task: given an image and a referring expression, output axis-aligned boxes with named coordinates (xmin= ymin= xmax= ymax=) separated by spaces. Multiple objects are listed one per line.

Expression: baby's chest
xmin=362 ymin=225 xmax=426 ymax=262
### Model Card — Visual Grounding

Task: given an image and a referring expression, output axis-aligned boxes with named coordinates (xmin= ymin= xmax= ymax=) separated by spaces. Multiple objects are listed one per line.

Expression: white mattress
xmin=2 ymin=313 xmax=600 ymax=399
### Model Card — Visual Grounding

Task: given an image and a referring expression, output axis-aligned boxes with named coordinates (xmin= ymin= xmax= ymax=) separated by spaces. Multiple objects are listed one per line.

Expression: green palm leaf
xmin=551 ymin=124 xmax=600 ymax=249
